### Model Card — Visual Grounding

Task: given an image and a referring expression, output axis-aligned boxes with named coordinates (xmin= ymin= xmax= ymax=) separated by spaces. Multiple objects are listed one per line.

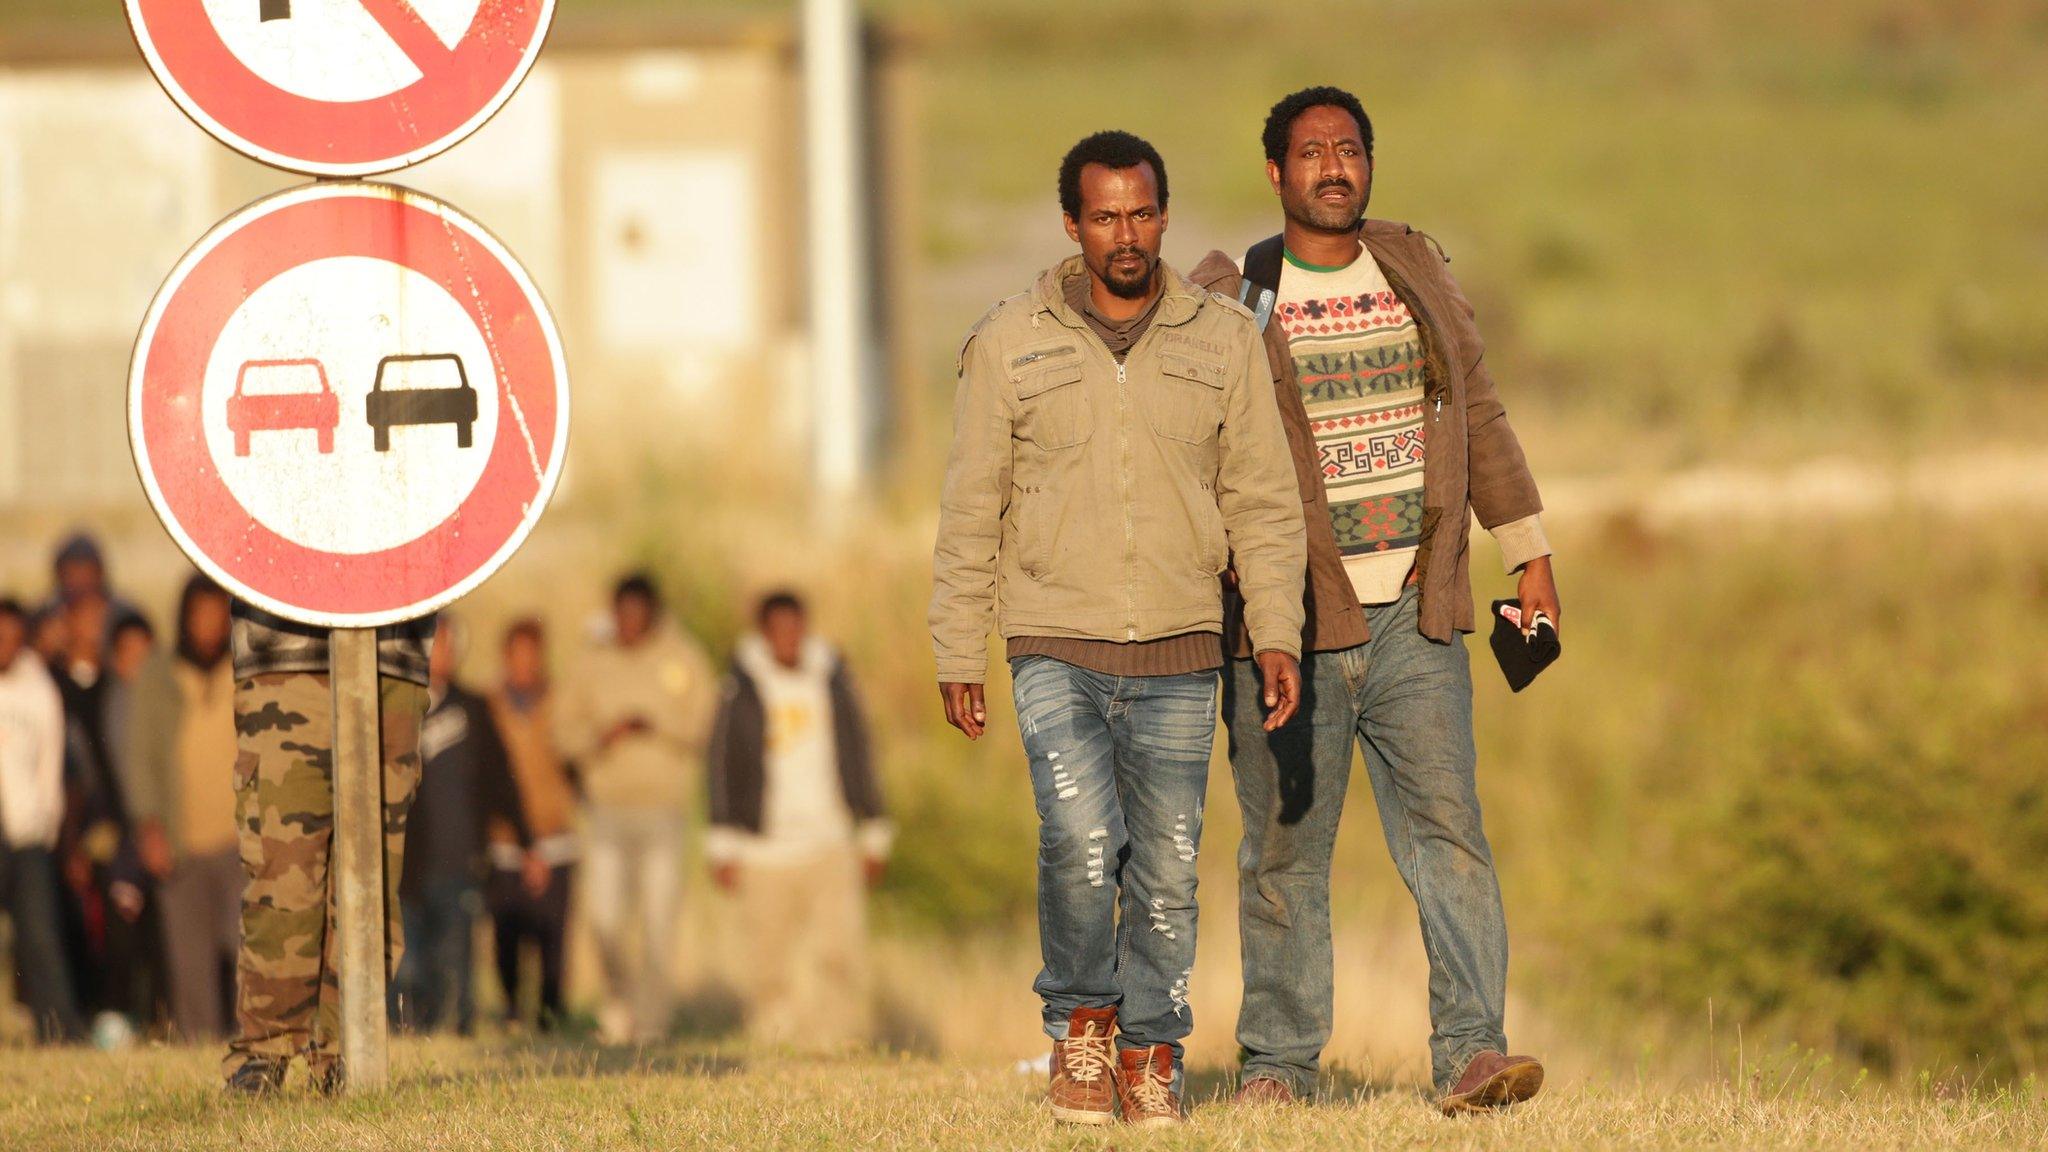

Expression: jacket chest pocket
xmin=1145 ymin=352 xmax=1228 ymax=444
xmin=1010 ymin=345 xmax=1091 ymax=451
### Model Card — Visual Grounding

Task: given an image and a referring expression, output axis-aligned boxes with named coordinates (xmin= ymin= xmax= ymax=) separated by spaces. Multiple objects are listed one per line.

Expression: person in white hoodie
xmin=0 ymin=597 xmax=85 ymax=1042
xmin=706 ymin=590 xmax=891 ymax=1046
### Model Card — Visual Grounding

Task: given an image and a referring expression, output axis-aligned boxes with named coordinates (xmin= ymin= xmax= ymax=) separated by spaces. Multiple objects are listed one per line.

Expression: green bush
xmin=1533 ymin=521 xmax=2048 ymax=1081
xmin=1615 ymin=702 xmax=2048 ymax=1078
xmin=876 ymin=734 xmax=1039 ymax=932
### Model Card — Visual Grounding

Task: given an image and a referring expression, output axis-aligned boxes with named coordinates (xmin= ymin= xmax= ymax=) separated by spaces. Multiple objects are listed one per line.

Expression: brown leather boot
xmin=1232 ymin=1075 xmax=1296 ymax=1105
xmin=1439 ymin=1051 xmax=1544 ymax=1115
xmin=1116 ymin=1044 xmax=1182 ymax=1127
xmin=1048 ymin=1006 xmax=1118 ymax=1125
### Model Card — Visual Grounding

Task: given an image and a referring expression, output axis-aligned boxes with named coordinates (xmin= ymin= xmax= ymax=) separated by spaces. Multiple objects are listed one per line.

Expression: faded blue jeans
xmin=391 ymin=875 xmax=481 ymax=1035
xmin=1224 ymin=587 xmax=1508 ymax=1095
xmin=1012 ymin=655 xmax=1217 ymax=1064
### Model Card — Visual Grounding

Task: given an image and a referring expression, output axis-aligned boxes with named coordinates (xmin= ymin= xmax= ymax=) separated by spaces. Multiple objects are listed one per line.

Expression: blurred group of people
xmin=0 ymin=534 xmax=890 ymax=1063
xmin=0 ymin=534 xmax=219 ymax=1047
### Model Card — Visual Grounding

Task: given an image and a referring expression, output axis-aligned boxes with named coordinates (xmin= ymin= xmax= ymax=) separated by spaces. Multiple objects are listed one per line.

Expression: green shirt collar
xmin=1282 ymin=246 xmax=1363 ymax=274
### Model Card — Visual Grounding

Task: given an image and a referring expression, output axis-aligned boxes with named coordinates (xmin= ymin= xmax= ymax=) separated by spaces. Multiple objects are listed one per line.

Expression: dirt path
xmin=1539 ymin=447 xmax=2048 ymax=524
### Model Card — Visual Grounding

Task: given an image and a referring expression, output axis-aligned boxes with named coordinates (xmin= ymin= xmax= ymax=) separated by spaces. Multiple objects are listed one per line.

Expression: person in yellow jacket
xmin=559 ymin=573 xmax=715 ymax=1044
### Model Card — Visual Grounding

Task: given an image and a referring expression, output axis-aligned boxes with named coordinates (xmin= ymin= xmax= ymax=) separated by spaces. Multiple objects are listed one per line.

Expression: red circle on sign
xmin=129 ymin=183 xmax=569 ymax=627
xmin=125 ymin=0 xmax=554 ymax=176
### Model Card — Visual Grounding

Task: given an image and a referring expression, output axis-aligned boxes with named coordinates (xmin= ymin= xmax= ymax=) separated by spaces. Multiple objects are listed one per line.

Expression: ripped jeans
xmin=1011 ymin=655 xmax=1217 ymax=1061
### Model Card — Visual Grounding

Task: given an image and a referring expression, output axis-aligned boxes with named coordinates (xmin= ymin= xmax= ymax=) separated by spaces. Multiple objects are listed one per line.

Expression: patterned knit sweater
xmin=1275 ymin=247 xmax=1428 ymax=604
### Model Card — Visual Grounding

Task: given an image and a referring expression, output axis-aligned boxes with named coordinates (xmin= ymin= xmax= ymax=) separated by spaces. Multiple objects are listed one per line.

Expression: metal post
xmin=803 ymin=0 xmax=872 ymax=499
xmin=330 ymin=627 xmax=387 ymax=1091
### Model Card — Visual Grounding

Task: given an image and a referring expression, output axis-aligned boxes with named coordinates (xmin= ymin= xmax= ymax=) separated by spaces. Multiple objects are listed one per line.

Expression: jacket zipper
xmin=1117 ymin=358 xmax=1137 ymax=640
xmin=1041 ymin=296 xmax=1179 ymax=644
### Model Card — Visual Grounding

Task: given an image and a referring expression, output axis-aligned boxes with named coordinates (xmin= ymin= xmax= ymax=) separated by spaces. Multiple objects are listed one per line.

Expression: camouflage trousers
xmin=224 ymin=672 xmax=425 ymax=1081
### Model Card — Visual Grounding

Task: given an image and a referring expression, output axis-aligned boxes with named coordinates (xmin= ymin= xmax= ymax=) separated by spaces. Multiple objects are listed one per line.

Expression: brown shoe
xmin=1233 ymin=1075 xmax=1296 ymax=1105
xmin=1048 ymin=1006 xmax=1118 ymax=1125
xmin=1116 ymin=1044 xmax=1182 ymax=1127
xmin=1439 ymin=1051 xmax=1544 ymax=1115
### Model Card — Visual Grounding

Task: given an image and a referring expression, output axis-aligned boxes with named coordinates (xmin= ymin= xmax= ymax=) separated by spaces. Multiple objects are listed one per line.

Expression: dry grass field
xmin=2 ymin=1039 xmax=2045 ymax=1152
xmin=3 ymin=2 xmax=2046 ymax=1146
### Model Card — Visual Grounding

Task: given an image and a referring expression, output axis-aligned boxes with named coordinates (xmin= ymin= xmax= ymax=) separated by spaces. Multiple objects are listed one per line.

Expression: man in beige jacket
xmin=930 ymin=131 xmax=1306 ymax=1127
xmin=124 ymin=575 xmax=238 ymax=1042
xmin=560 ymin=573 xmax=716 ymax=1043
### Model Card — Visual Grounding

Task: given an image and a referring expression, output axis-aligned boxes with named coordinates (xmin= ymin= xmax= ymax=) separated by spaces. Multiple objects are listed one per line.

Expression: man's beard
xmin=1285 ymin=178 xmax=1367 ymax=232
xmin=1099 ymin=247 xmax=1157 ymax=299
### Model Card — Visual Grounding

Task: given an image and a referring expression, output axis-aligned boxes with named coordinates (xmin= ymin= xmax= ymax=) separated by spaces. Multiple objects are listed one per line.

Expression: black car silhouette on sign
xmin=365 ymin=353 xmax=479 ymax=452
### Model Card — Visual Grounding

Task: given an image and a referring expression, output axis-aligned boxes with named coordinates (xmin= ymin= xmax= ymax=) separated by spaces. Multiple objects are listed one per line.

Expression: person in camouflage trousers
xmin=223 ymin=605 xmax=433 ymax=1095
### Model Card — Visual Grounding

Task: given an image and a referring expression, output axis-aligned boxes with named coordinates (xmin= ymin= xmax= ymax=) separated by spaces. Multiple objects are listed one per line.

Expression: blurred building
xmin=0 ymin=12 xmax=918 ymax=530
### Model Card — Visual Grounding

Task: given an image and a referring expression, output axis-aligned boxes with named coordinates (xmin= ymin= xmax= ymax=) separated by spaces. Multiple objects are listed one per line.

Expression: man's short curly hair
xmin=1058 ymin=130 xmax=1168 ymax=219
xmin=755 ymin=588 xmax=806 ymax=625
xmin=1262 ymin=86 xmax=1374 ymax=169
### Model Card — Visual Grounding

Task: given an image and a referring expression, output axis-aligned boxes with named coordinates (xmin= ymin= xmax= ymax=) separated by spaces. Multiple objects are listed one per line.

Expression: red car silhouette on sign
xmin=226 ymin=358 xmax=339 ymax=456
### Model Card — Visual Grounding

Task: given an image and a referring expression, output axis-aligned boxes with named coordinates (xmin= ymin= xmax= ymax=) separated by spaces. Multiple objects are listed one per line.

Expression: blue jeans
xmin=1011 ymin=655 xmax=1217 ymax=1063
xmin=390 ymin=875 xmax=480 ymax=1034
xmin=0 ymin=847 xmax=85 ymax=1042
xmin=1224 ymin=587 xmax=1507 ymax=1094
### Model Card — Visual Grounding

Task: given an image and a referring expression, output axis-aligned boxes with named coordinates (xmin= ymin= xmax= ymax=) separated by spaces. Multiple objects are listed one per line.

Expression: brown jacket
xmin=487 ymin=688 xmax=576 ymax=845
xmin=929 ymin=256 xmax=1306 ymax=683
xmin=1192 ymin=220 xmax=1549 ymax=655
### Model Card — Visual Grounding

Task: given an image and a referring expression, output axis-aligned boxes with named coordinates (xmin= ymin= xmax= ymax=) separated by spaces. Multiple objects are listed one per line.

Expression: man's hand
xmin=938 ymin=682 xmax=987 ymax=740
xmin=1516 ymin=555 xmax=1562 ymax=637
xmin=1254 ymin=650 xmax=1302 ymax=731
xmin=521 ymin=851 xmax=550 ymax=898
xmin=62 ymin=851 xmax=92 ymax=896
xmin=600 ymin=715 xmax=651 ymax=750
xmin=712 ymin=861 xmax=740 ymax=893
xmin=138 ymin=820 xmax=174 ymax=881
xmin=110 ymin=881 xmax=146 ymax=923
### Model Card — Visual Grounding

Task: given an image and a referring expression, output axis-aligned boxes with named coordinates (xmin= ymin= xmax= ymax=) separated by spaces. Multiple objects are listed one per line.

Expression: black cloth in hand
xmin=1488 ymin=599 xmax=1560 ymax=692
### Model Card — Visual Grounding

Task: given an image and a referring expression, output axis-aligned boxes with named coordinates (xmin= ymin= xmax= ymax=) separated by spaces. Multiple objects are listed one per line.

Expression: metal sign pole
xmin=804 ymin=0 xmax=873 ymax=500
xmin=330 ymin=626 xmax=387 ymax=1091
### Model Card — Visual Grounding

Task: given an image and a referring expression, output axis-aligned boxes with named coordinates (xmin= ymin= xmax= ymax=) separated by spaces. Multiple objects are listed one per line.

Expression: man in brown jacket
xmin=1196 ymin=87 xmax=1559 ymax=1114
xmin=485 ymin=618 xmax=576 ymax=1031
xmin=930 ymin=131 xmax=1305 ymax=1126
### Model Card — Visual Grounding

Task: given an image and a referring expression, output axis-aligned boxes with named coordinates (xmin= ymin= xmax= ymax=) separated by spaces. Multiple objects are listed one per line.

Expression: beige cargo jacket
xmin=929 ymin=256 xmax=1306 ymax=684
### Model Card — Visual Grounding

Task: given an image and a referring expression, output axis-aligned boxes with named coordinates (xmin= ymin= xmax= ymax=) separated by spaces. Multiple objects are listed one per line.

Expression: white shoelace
xmin=1128 ymin=1062 xmax=1175 ymax=1114
xmin=1062 ymin=1033 xmax=1112 ymax=1083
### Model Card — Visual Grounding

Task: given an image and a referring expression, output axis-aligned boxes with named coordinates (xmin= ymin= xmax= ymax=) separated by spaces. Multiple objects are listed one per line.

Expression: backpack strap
xmin=1235 ymin=234 xmax=1285 ymax=333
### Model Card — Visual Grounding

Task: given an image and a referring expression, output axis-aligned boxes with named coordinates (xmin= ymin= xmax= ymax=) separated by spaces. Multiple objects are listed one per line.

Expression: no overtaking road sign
xmin=129 ymin=182 xmax=569 ymax=628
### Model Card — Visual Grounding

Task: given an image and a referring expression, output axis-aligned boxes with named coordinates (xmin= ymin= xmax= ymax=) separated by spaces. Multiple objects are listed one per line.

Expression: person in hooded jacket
xmin=707 ymin=590 xmax=890 ymax=1047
